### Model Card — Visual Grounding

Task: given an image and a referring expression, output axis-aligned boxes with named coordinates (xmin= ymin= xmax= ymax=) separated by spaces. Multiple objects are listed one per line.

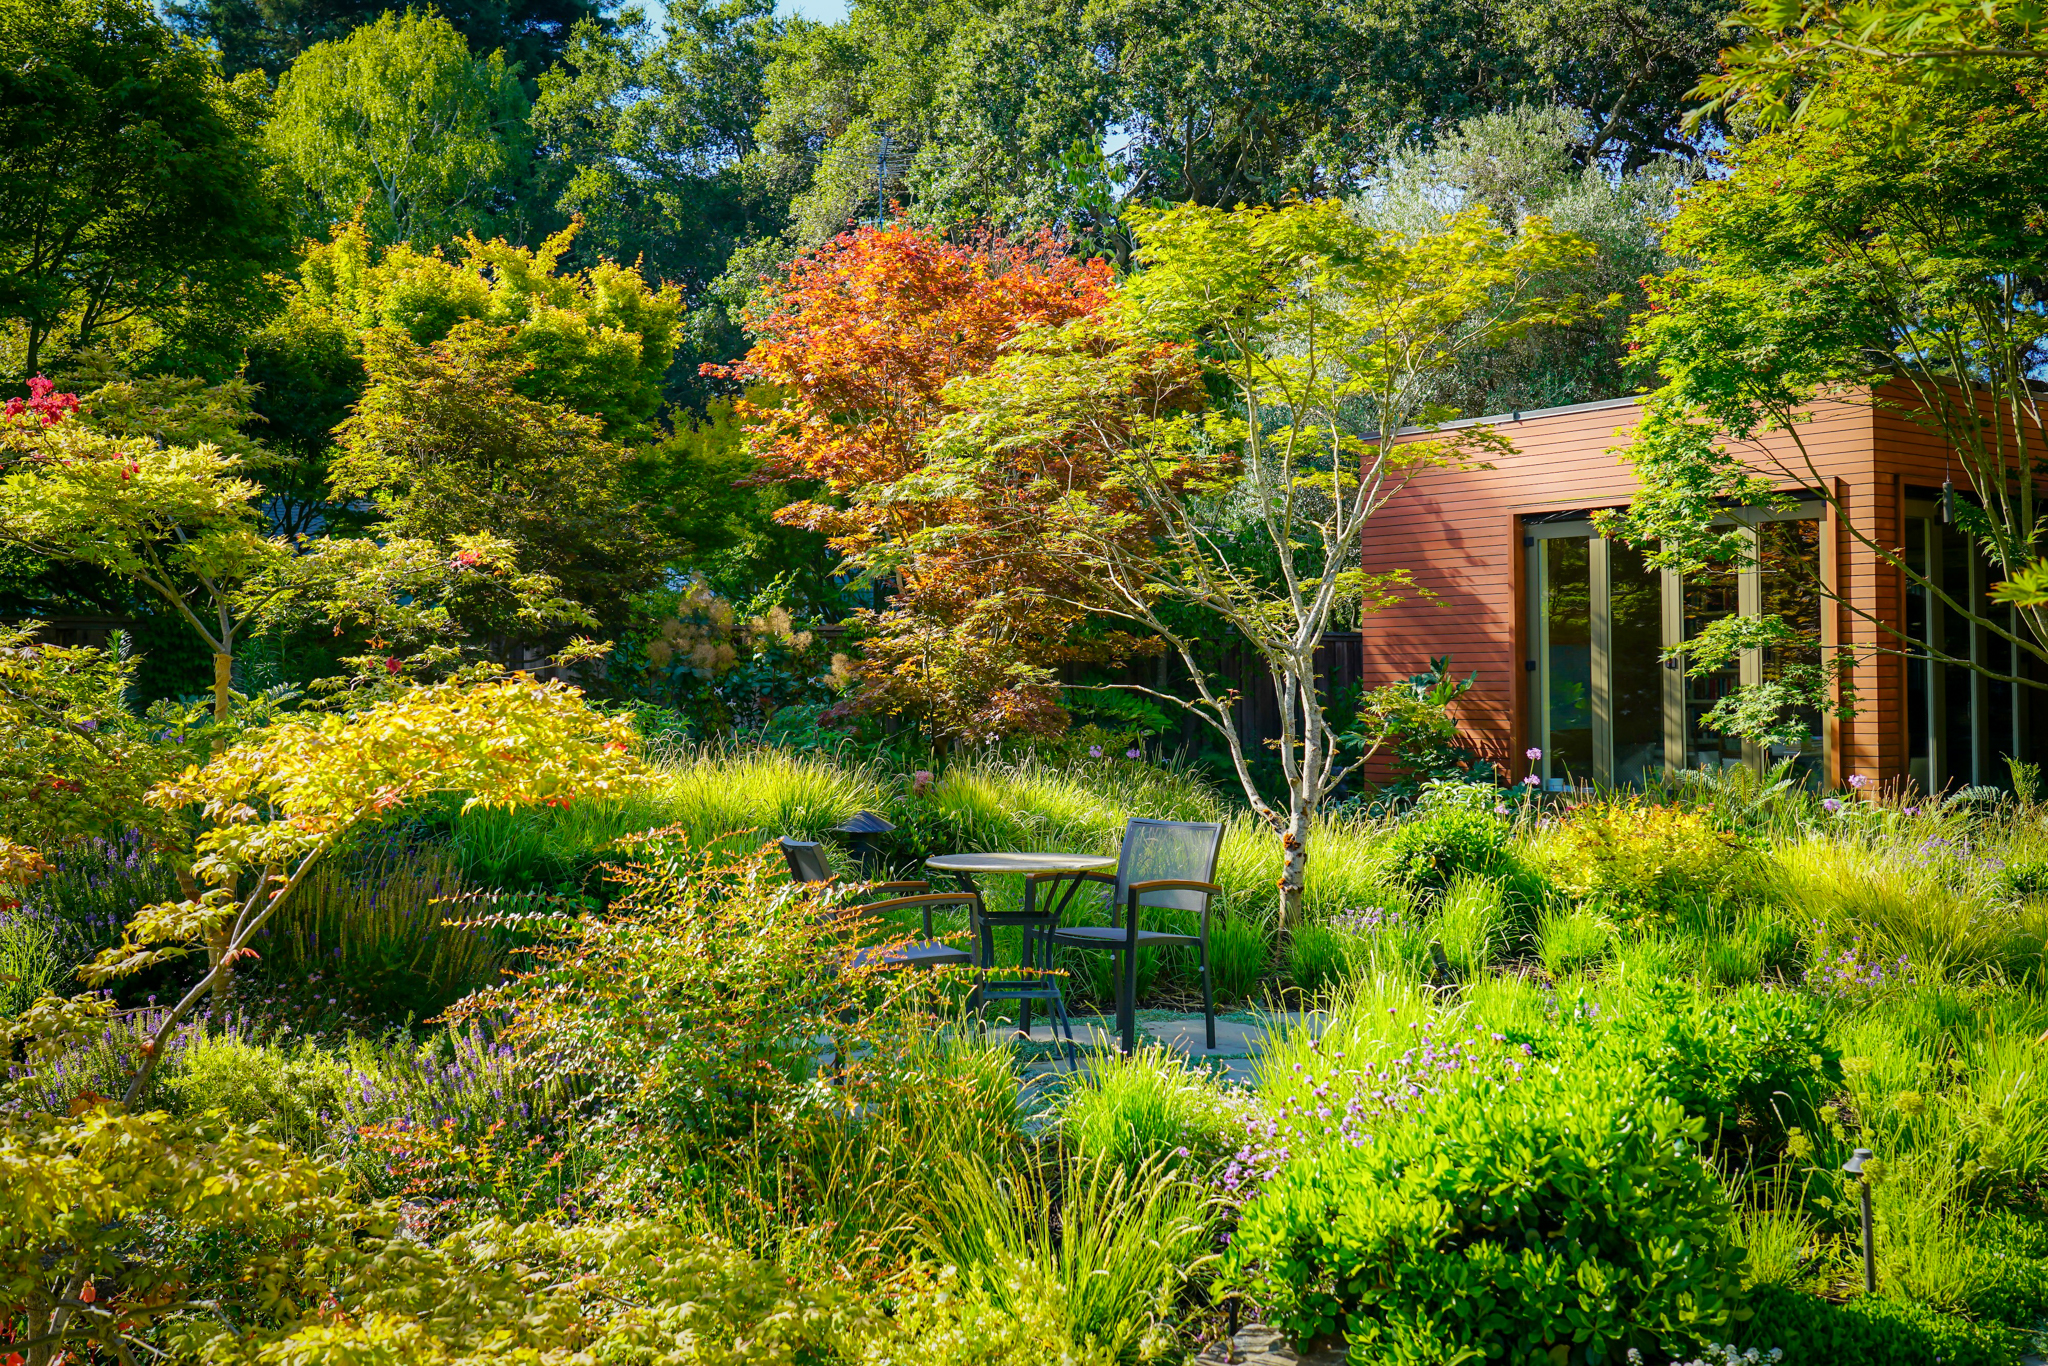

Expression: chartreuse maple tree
xmin=2 ymin=675 xmax=646 ymax=1365
xmin=0 ymin=399 xmax=280 ymax=725
xmin=1600 ymin=65 xmax=2048 ymax=740
xmin=0 ymin=385 xmax=593 ymax=720
xmin=934 ymin=199 xmax=1602 ymax=926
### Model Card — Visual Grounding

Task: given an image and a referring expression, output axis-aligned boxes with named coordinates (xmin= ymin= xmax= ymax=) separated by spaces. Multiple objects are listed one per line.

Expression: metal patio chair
xmin=777 ymin=837 xmax=975 ymax=971
xmin=1045 ymin=818 xmax=1225 ymax=1055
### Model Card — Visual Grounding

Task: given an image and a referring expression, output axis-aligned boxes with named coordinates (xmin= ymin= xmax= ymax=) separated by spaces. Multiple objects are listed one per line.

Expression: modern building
xmin=1358 ymin=393 xmax=2042 ymax=793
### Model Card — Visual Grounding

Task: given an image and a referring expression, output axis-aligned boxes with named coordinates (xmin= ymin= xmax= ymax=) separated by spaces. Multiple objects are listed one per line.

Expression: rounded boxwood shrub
xmin=1381 ymin=804 xmax=1512 ymax=894
xmin=1225 ymin=1056 xmax=1746 ymax=1365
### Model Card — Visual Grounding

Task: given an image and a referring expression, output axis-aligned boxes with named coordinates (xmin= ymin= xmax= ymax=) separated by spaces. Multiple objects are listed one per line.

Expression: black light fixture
xmin=1843 ymin=1148 xmax=1876 ymax=1293
xmin=833 ymin=810 xmax=896 ymax=869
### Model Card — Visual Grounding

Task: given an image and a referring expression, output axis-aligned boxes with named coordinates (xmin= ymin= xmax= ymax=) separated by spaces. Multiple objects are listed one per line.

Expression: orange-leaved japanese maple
xmin=710 ymin=224 xmax=1127 ymax=740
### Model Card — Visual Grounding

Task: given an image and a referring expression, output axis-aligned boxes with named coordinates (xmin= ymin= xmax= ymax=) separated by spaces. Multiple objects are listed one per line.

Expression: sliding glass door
xmin=1526 ymin=505 xmax=1825 ymax=787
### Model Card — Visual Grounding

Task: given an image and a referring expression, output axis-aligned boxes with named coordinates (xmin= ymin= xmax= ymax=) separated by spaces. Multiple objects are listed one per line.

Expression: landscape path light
xmin=1843 ymin=1148 xmax=1876 ymax=1293
xmin=833 ymin=810 xmax=896 ymax=871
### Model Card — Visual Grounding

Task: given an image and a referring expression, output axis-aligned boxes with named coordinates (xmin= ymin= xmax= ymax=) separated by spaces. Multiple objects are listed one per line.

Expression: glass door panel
xmin=1942 ymin=527 xmax=1976 ymax=782
xmin=1758 ymin=519 xmax=1823 ymax=780
xmin=1683 ymin=562 xmax=1742 ymax=770
xmin=1544 ymin=538 xmax=1594 ymax=783
xmin=1609 ymin=540 xmax=1665 ymax=786
xmin=1904 ymin=518 xmax=1931 ymax=791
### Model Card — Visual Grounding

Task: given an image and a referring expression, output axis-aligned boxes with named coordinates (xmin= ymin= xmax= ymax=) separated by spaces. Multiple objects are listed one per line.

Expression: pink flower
xmin=1494 ymin=804 xmax=1509 ymax=816
xmin=1525 ymin=747 xmax=1542 ymax=761
xmin=1821 ymin=797 xmax=1842 ymax=813
xmin=1522 ymin=774 xmax=1540 ymax=787
xmin=912 ymin=769 xmax=934 ymax=795
xmin=1847 ymin=773 xmax=1868 ymax=789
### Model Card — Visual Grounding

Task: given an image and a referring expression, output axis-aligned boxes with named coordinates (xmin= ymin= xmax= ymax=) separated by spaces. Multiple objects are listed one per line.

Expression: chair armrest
xmin=860 ymin=892 xmax=977 ymax=940
xmin=1125 ymin=879 xmax=1222 ymax=896
xmin=872 ymin=880 xmax=930 ymax=893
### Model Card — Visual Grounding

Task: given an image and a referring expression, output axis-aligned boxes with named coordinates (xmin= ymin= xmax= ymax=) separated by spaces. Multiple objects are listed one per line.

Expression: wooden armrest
xmin=1125 ymin=879 xmax=1222 ymax=896
xmin=858 ymin=893 xmax=979 ymax=914
xmin=872 ymin=880 xmax=930 ymax=893
xmin=857 ymin=891 xmax=976 ymax=943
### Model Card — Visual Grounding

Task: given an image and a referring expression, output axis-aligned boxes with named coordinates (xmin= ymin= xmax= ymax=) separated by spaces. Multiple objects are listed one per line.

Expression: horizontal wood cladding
xmin=1361 ymin=396 xmax=1886 ymax=772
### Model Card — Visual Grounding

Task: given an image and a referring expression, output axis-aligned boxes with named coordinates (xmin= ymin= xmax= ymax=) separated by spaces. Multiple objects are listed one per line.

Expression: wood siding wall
xmin=1358 ymin=395 xmax=1910 ymax=784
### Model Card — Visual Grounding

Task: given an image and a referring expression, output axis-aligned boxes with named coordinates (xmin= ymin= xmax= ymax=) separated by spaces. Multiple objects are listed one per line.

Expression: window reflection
xmin=1544 ymin=538 xmax=1593 ymax=782
xmin=1758 ymin=519 xmax=1823 ymax=780
xmin=1610 ymin=540 xmax=1664 ymax=786
xmin=1683 ymin=561 xmax=1742 ymax=771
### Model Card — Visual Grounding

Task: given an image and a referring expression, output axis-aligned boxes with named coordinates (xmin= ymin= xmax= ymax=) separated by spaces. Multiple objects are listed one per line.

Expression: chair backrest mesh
xmin=1115 ymin=818 xmax=1225 ymax=913
xmin=779 ymin=838 xmax=833 ymax=884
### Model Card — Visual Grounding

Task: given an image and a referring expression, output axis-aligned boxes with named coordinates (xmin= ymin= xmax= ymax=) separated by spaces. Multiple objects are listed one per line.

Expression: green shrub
xmin=1607 ymin=984 xmax=1841 ymax=1153
xmin=1380 ymin=804 xmax=1511 ymax=896
xmin=1736 ymin=1284 xmax=2015 ymax=1366
xmin=1546 ymin=799 xmax=1769 ymax=925
xmin=162 ymin=1032 xmax=355 ymax=1153
xmin=1227 ymin=1055 xmax=1746 ymax=1365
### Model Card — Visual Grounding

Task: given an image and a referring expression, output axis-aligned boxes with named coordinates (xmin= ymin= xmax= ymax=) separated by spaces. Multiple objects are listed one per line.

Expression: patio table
xmin=924 ymin=851 xmax=1114 ymax=1057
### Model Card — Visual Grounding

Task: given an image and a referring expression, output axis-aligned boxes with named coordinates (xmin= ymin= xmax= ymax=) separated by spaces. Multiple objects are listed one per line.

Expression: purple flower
xmin=1522 ymin=774 xmax=1540 ymax=787
xmin=1821 ymin=798 xmax=1842 ymax=813
xmin=1494 ymin=804 xmax=1509 ymax=816
xmin=1126 ymin=747 xmax=1142 ymax=759
xmin=1905 ymin=805 xmax=1921 ymax=817
xmin=1848 ymin=773 xmax=1868 ymax=789
xmin=1088 ymin=745 xmax=1103 ymax=758
xmin=1525 ymin=747 xmax=1542 ymax=761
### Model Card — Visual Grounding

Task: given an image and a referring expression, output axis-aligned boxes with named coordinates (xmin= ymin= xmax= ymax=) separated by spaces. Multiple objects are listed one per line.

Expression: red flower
xmin=384 ymin=656 xmax=402 ymax=674
xmin=4 ymin=375 xmax=80 ymax=426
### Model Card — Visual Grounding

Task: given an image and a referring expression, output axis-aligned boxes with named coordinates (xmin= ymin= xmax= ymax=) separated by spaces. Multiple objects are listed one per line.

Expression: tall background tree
xmin=933 ymin=200 xmax=1602 ymax=924
xmin=262 ymin=9 xmax=534 ymax=249
xmin=0 ymin=0 xmax=285 ymax=381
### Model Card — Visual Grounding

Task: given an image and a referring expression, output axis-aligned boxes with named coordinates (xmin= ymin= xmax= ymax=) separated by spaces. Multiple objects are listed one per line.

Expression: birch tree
xmin=934 ymin=199 xmax=1599 ymax=926
xmin=264 ymin=9 xmax=529 ymax=247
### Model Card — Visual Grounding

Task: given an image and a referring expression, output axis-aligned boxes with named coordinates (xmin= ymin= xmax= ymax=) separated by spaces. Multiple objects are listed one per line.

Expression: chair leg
xmin=1018 ymin=925 xmax=1036 ymax=1038
xmin=1199 ymin=940 xmax=1215 ymax=1052
xmin=1047 ymin=971 xmax=1078 ymax=1072
xmin=1121 ymin=942 xmax=1139 ymax=1055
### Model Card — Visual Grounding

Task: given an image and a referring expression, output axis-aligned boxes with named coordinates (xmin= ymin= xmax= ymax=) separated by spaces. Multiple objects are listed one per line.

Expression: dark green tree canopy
xmin=165 ymin=0 xmax=608 ymax=87
xmin=0 ymin=0 xmax=286 ymax=381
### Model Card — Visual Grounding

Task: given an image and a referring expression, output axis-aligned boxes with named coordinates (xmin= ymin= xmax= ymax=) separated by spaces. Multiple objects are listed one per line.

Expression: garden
xmin=9 ymin=0 xmax=2048 ymax=1358
xmin=14 ymin=728 xmax=2048 ymax=1364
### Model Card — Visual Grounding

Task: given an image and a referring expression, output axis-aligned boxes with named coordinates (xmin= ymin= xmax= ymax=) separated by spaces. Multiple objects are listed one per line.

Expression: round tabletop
xmin=924 ymin=851 xmax=1115 ymax=875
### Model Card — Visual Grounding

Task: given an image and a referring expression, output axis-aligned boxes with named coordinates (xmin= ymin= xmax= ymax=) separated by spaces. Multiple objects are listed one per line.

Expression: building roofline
xmin=1397 ymin=392 xmax=1644 ymax=436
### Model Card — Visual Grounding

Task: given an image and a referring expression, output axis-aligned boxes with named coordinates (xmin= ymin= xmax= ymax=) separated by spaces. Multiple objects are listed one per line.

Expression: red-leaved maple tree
xmin=710 ymin=225 xmax=1129 ymax=739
